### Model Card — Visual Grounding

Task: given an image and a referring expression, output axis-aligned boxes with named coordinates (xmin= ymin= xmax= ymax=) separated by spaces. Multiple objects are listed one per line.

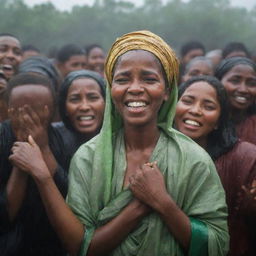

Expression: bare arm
xmin=9 ymin=135 xmax=84 ymax=256
xmin=129 ymin=162 xmax=191 ymax=251
xmin=6 ymin=166 xmax=28 ymax=222
xmin=87 ymin=199 xmax=150 ymax=256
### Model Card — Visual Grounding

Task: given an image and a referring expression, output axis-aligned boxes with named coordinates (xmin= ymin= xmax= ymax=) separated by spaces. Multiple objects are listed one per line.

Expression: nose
xmin=127 ymin=80 xmax=144 ymax=95
xmin=188 ymin=103 xmax=202 ymax=116
xmin=237 ymin=81 xmax=249 ymax=94
xmin=79 ymin=99 xmax=90 ymax=111
xmin=5 ymin=49 xmax=15 ymax=59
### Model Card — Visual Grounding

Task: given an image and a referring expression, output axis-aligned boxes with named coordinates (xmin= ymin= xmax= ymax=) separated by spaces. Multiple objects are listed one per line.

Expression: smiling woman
xmin=7 ymin=31 xmax=229 ymax=256
xmin=175 ymin=75 xmax=256 ymax=256
xmin=215 ymin=57 xmax=256 ymax=144
xmin=0 ymin=33 xmax=22 ymax=80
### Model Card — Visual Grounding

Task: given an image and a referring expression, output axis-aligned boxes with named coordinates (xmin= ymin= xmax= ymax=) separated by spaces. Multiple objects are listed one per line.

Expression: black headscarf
xmin=19 ymin=56 xmax=61 ymax=93
xmin=215 ymin=57 xmax=256 ymax=115
xmin=59 ymin=70 xmax=106 ymax=132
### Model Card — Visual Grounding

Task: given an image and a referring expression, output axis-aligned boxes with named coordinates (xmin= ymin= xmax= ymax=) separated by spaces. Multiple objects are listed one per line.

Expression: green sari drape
xmin=66 ymin=30 xmax=229 ymax=255
xmin=66 ymin=89 xmax=229 ymax=256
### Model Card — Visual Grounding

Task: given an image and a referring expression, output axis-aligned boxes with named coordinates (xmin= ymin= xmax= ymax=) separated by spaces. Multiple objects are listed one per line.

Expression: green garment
xmin=66 ymin=84 xmax=229 ymax=256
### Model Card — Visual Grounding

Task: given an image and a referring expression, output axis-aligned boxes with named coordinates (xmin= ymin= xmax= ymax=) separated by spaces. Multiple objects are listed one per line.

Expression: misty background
xmin=1 ymin=0 xmax=256 ymax=55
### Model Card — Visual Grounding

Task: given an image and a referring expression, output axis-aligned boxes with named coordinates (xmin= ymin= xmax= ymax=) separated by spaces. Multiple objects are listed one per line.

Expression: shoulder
xmin=169 ymin=129 xmax=212 ymax=162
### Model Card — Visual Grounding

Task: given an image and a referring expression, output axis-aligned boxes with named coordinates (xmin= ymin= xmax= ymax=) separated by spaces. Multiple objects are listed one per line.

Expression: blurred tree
xmin=0 ymin=0 xmax=255 ymax=55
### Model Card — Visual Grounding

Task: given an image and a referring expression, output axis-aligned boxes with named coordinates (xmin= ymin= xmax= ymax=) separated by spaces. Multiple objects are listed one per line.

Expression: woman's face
xmin=8 ymin=84 xmax=54 ymax=126
xmin=65 ymin=77 xmax=105 ymax=135
xmin=0 ymin=36 xmax=22 ymax=79
xmin=111 ymin=50 xmax=168 ymax=128
xmin=59 ymin=54 xmax=87 ymax=78
xmin=221 ymin=64 xmax=256 ymax=111
xmin=175 ymin=81 xmax=221 ymax=147
xmin=87 ymin=47 xmax=105 ymax=75
xmin=182 ymin=61 xmax=213 ymax=82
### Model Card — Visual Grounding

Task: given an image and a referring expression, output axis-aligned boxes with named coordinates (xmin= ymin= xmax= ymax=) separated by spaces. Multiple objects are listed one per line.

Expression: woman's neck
xmin=124 ymin=124 xmax=160 ymax=151
xmin=230 ymin=108 xmax=248 ymax=124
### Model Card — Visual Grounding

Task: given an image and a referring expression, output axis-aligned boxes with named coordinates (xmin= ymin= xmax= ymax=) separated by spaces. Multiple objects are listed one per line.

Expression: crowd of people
xmin=0 ymin=31 xmax=255 ymax=256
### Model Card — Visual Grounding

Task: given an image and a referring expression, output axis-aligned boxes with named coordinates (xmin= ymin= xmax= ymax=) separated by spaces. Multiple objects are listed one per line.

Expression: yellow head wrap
xmin=105 ymin=30 xmax=179 ymax=88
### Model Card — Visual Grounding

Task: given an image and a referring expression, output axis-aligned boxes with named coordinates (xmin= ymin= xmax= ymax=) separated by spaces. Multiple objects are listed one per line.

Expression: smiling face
xmin=220 ymin=64 xmax=256 ymax=113
xmin=65 ymin=77 xmax=105 ymax=135
xmin=87 ymin=47 xmax=105 ymax=75
xmin=0 ymin=36 xmax=22 ymax=80
xmin=59 ymin=54 xmax=87 ymax=78
xmin=111 ymin=50 xmax=168 ymax=129
xmin=175 ymin=81 xmax=221 ymax=147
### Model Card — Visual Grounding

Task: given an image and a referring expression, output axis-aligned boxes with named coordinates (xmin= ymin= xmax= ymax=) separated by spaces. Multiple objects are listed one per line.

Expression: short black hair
xmin=22 ymin=44 xmax=40 ymax=53
xmin=180 ymin=41 xmax=205 ymax=58
xmin=57 ymin=44 xmax=85 ymax=63
xmin=222 ymin=42 xmax=250 ymax=59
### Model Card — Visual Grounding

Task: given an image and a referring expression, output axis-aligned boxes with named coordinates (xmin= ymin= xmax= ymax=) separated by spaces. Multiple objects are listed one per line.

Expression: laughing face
xmin=111 ymin=50 xmax=169 ymax=129
xmin=0 ymin=36 xmax=22 ymax=80
xmin=175 ymin=81 xmax=221 ymax=147
xmin=65 ymin=77 xmax=105 ymax=135
xmin=220 ymin=64 xmax=256 ymax=112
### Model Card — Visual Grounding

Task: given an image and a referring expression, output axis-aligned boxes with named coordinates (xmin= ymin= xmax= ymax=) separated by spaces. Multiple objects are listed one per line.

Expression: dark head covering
xmin=215 ymin=57 xmax=256 ymax=115
xmin=59 ymin=70 xmax=106 ymax=132
xmin=178 ymin=75 xmax=237 ymax=160
xmin=19 ymin=56 xmax=61 ymax=92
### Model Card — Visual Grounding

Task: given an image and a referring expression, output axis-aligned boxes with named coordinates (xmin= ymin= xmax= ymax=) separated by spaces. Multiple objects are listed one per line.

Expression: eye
xmin=87 ymin=94 xmax=101 ymax=101
xmin=180 ymin=97 xmax=193 ymax=105
xmin=13 ymin=48 xmax=22 ymax=56
xmin=113 ymin=78 xmax=129 ymax=84
xmin=144 ymin=77 xmax=158 ymax=84
xmin=68 ymin=96 xmax=80 ymax=103
xmin=247 ymin=79 xmax=256 ymax=88
xmin=204 ymin=105 xmax=216 ymax=111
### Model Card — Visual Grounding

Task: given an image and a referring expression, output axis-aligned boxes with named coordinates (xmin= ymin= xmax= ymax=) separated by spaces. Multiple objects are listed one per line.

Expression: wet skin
xmin=175 ymin=81 xmax=221 ymax=147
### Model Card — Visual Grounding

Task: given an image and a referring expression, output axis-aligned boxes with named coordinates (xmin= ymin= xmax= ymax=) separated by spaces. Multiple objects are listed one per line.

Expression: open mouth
xmin=234 ymin=95 xmax=248 ymax=104
xmin=77 ymin=115 xmax=94 ymax=121
xmin=184 ymin=119 xmax=202 ymax=127
xmin=125 ymin=101 xmax=148 ymax=108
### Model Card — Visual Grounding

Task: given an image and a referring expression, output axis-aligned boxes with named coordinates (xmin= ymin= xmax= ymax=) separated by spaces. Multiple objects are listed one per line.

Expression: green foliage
xmin=1 ymin=0 xmax=255 ymax=55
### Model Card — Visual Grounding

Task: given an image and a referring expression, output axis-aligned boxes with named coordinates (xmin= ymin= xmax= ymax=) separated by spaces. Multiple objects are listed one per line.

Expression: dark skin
xmin=10 ymin=50 xmax=191 ymax=256
xmin=6 ymin=96 xmax=58 ymax=222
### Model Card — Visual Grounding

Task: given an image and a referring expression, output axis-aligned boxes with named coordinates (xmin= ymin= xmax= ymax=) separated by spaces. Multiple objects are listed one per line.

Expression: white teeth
xmin=79 ymin=116 xmax=93 ymax=120
xmin=3 ymin=65 xmax=13 ymax=71
xmin=235 ymin=96 xmax=247 ymax=103
xmin=184 ymin=120 xmax=200 ymax=126
xmin=127 ymin=102 xmax=146 ymax=107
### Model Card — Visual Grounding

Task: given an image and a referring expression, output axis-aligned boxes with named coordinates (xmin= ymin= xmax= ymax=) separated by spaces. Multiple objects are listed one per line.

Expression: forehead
xmin=114 ymin=50 xmax=162 ymax=72
xmin=9 ymin=84 xmax=53 ymax=106
xmin=224 ymin=64 xmax=256 ymax=76
xmin=189 ymin=61 xmax=212 ymax=71
xmin=0 ymin=36 xmax=21 ymax=48
xmin=89 ymin=47 xmax=104 ymax=56
xmin=68 ymin=77 xmax=101 ymax=93
xmin=184 ymin=81 xmax=218 ymax=99
xmin=67 ymin=55 xmax=86 ymax=63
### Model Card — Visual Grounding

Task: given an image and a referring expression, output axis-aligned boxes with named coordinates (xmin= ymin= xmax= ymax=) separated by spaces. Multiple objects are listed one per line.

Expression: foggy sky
xmin=23 ymin=0 xmax=256 ymax=11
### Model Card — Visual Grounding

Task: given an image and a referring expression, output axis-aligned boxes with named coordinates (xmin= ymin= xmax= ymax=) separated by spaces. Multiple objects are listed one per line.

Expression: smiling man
xmin=0 ymin=33 xmax=22 ymax=80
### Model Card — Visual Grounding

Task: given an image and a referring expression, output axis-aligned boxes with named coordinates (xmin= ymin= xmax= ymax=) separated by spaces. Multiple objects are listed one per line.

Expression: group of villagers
xmin=0 ymin=30 xmax=256 ymax=256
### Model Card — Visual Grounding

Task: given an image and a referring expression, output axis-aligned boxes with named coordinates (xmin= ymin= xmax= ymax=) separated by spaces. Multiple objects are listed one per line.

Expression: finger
xmin=42 ymin=105 xmax=50 ymax=126
xmin=28 ymin=135 xmax=37 ymax=147
xmin=24 ymin=105 xmax=40 ymax=126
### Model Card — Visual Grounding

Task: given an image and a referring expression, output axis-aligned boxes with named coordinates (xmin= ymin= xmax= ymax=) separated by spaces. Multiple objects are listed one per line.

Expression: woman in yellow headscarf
xmin=10 ymin=31 xmax=229 ymax=256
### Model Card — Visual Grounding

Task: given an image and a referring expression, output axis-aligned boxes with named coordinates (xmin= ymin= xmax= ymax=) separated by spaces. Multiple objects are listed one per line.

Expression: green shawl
xmin=66 ymin=30 xmax=229 ymax=256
